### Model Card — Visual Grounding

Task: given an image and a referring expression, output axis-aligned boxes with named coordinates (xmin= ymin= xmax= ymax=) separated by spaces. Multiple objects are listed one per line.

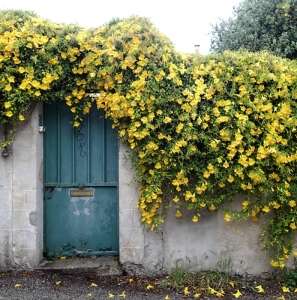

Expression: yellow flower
xmin=242 ymin=200 xmax=249 ymax=209
xmin=209 ymin=204 xmax=216 ymax=211
xmin=173 ymin=196 xmax=179 ymax=202
xmin=216 ymin=289 xmax=225 ymax=297
xmin=192 ymin=215 xmax=199 ymax=222
xmin=271 ymin=201 xmax=280 ymax=209
xmin=184 ymin=287 xmax=190 ymax=295
xmin=289 ymin=200 xmax=296 ymax=208
xmin=73 ymin=121 xmax=80 ymax=127
xmin=208 ymin=287 xmax=217 ymax=294
xmin=290 ymin=222 xmax=296 ymax=230
xmin=203 ymin=171 xmax=210 ymax=178
xmin=18 ymin=66 xmax=26 ymax=73
xmin=223 ymin=161 xmax=229 ymax=168
xmin=227 ymin=175 xmax=234 ymax=183
xmin=4 ymin=84 xmax=12 ymax=91
xmin=6 ymin=111 xmax=13 ymax=117
xmin=155 ymin=162 xmax=161 ymax=169
xmin=233 ymin=290 xmax=242 ymax=298
xmin=164 ymin=117 xmax=172 ymax=123
xmin=176 ymin=211 xmax=182 ymax=217
xmin=224 ymin=214 xmax=231 ymax=222
xmin=19 ymin=115 xmax=25 ymax=121
xmin=282 ymin=286 xmax=290 ymax=293
xmin=262 ymin=206 xmax=270 ymax=213
xmin=4 ymin=102 xmax=11 ymax=109
xmin=255 ymin=285 xmax=264 ymax=293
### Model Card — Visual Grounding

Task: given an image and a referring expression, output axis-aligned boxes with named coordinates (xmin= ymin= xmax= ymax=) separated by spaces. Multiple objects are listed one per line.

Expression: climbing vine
xmin=2 ymin=9 xmax=297 ymax=267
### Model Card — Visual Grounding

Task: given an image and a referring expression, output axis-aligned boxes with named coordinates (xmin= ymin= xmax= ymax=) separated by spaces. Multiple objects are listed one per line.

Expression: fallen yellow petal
xmin=55 ymin=281 xmax=61 ymax=285
xmin=255 ymin=285 xmax=264 ymax=293
xmin=194 ymin=293 xmax=201 ymax=298
xmin=60 ymin=256 xmax=67 ymax=260
xmin=119 ymin=291 xmax=126 ymax=298
xmin=129 ymin=278 xmax=133 ymax=283
xmin=233 ymin=289 xmax=242 ymax=298
xmin=208 ymin=286 xmax=217 ymax=294
xmin=15 ymin=283 xmax=22 ymax=287
xmin=165 ymin=296 xmax=170 ymax=300
xmin=229 ymin=281 xmax=235 ymax=288
xmin=146 ymin=284 xmax=154 ymax=290
xmin=87 ymin=293 xmax=92 ymax=297
xmin=90 ymin=283 xmax=98 ymax=287
xmin=184 ymin=287 xmax=190 ymax=295
xmin=282 ymin=286 xmax=290 ymax=293
xmin=109 ymin=293 xmax=114 ymax=298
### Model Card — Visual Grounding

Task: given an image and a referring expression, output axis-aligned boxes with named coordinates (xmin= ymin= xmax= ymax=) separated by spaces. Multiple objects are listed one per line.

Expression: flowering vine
xmin=1 ymin=9 xmax=297 ymax=267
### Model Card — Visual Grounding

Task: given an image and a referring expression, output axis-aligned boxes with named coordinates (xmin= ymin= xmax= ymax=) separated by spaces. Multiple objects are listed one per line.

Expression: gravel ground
xmin=0 ymin=270 xmax=293 ymax=299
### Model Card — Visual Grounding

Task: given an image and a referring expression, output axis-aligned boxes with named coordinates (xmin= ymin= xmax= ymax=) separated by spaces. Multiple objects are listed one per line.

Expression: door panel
xmin=44 ymin=102 xmax=118 ymax=256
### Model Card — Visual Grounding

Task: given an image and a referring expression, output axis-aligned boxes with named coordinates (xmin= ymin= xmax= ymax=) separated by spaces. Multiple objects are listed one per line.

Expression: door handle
xmin=77 ymin=182 xmax=85 ymax=189
xmin=44 ymin=186 xmax=55 ymax=200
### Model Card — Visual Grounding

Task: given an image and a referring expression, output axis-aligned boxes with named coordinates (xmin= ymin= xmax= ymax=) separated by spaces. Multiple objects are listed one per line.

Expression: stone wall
xmin=118 ymin=143 xmax=273 ymax=276
xmin=0 ymin=104 xmax=43 ymax=270
xmin=0 ymin=104 xmax=279 ymax=274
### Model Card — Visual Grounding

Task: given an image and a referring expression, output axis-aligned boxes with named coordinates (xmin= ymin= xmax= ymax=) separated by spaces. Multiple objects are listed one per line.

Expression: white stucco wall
xmin=0 ymin=104 xmax=43 ymax=270
xmin=119 ymin=143 xmax=274 ymax=276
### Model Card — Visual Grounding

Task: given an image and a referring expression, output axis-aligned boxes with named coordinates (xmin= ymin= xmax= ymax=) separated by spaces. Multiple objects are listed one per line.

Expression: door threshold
xmin=37 ymin=256 xmax=122 ymax=276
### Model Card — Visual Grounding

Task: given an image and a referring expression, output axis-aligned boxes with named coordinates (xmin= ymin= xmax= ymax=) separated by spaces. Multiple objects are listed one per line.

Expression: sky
xmin=0 ymin=0 xmax=243 ymax=55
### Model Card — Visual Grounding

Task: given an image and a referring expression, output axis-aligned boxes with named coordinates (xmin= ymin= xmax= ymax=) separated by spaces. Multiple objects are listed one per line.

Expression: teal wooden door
xmin=44 ymin=102 xmax=118 ymax=256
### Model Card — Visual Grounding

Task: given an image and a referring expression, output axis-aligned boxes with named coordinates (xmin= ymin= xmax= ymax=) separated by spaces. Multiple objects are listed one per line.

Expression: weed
xmin=159 ymin=263 xmax=188 ymax=290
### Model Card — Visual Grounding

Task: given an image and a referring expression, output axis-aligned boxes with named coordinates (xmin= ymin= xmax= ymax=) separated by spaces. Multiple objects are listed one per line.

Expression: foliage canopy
xmin=210 ymin=0 xmax=297 ymax=59
xmin=2 ymin=9 xmax=297 ymax=268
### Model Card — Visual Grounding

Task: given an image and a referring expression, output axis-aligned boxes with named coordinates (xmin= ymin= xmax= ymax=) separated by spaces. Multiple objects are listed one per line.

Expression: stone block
xmin=13 ymin=247 xmax=38 ymax=269
xmin=12 ymin=170 xmax=36 ymax=190
xmin=0 ymin=210 xmax=12 ymax=229
xmin=24 ymin=190 xmax=37 ymax=210
xmin=12 ymin=209 xmax=33 ymax=230
xmin=120 ymin=247 xmax=144 ymax=265
xmin=0 ymin=190 xmax=12 ymax=210
xmin=0 ymin=171 xmax=12 ymax=189
xmin=119 ymin=209 xmax=142 ymax=229
xmin=120 ymin=227 xmax=144 ymax=249
xmin=12 ymin=190 xmax=25 ymax=210
xmin=13 ymin=229 xmax=37 ymax=249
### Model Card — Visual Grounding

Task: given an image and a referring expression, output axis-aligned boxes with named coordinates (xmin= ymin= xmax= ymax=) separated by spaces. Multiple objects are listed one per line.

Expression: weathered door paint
xmin=44 ymin=102 xmax=118 ymax=256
